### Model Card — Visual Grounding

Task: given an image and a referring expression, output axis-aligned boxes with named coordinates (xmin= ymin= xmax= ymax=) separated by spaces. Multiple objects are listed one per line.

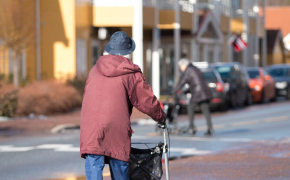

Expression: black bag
xmin=129 ymin=143 xmax=163 ymax=180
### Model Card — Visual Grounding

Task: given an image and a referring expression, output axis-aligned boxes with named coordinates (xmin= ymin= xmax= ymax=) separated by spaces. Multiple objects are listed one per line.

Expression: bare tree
xmin=0 ymin=0 xmax=34 ymax=88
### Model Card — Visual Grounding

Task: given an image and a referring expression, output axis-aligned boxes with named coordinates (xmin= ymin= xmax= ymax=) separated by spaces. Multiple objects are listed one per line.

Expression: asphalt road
xmin=0 ymin=100 xmax=289 ymax=180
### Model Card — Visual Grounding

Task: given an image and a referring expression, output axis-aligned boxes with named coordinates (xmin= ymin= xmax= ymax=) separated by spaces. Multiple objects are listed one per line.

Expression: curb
xmin=51 ymin=118 xmax=156 ymax=133
xmin=51 ymin=124 xmax=80 ymax=134
xmin=0 ymin=116 xmax=10 ymax=122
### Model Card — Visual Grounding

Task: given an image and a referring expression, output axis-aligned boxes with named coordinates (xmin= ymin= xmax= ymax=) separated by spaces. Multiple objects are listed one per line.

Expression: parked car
xmin=266 ymin=64 xmax=290 ymax=100
xmin=210 ymin=62 xmax=252 ymax=108
xmin=175 ymin=64 xmax=228 ymax=111
xmin=247 ymin=67 xmax=276 ymax=103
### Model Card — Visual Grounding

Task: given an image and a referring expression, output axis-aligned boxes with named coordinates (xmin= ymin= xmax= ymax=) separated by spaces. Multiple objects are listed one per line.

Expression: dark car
xmin=266 ymin=64 xmax=290 ymax=100
xmin=175 ymin=66 xmax=228 ymax=111
xmin=210 ymin=62 xmax=252 ymax=108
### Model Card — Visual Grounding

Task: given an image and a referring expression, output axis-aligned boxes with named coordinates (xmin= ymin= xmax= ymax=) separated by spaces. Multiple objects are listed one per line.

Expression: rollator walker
xmin=130 ymin=104 xmax=170 ymax=180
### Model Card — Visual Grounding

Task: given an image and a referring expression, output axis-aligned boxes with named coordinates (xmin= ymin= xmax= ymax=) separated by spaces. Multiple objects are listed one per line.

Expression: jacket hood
xmin=96 ymin=55 xmax=141 ymax=77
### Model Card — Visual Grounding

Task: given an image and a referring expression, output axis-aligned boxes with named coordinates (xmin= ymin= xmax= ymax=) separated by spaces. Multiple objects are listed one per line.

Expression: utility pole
xmin=254 ymin=0 xmax=260 ymax=67
xmin=174 ymin=0 xmax=180 ymax=82
xmin=35 ymin=0 xmax=41 ymax=80
xmin=262 ymin=0 xmax=267 ymax=67
xmin=191 ymin=0 xmax=199 ymax=62
xmin=133 ymin=0 xmax=143 ymax=71
xmin=152 ymin=1 xmax=160 ymax=99
xmin=228 ymin=0 xmax=233 ymax=62
xmin=243 ymin=0 xmax=249 ymax=67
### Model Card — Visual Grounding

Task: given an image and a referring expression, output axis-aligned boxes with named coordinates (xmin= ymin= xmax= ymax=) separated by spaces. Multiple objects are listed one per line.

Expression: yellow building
xmin=0 ymin=0 xmax=85 ymax=80
xmin=0 ymin=0 xmax=265 ymax=92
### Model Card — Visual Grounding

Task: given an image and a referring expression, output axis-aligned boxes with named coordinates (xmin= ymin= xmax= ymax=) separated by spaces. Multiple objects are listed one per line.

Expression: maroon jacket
xmin=80 ymin=55 xmax=165 ymax=162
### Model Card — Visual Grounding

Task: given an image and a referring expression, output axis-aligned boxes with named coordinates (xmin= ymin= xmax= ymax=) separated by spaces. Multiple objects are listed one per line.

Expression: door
xmin=91 ymin=39 xmax=101 ymax=67
xmin=76 ymin=39 xmax=87 ymax=77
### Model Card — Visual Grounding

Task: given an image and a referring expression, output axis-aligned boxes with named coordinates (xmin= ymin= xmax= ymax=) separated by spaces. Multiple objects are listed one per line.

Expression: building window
xmin=92 ymin=47 xmax=99 ymax=66
xmin=232 ymin=0 xmax=240 ymax=10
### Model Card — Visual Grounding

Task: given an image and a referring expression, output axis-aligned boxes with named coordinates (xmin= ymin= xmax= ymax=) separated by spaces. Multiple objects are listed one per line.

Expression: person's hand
xmin=157 ymin=118 xmax=166 ymax=129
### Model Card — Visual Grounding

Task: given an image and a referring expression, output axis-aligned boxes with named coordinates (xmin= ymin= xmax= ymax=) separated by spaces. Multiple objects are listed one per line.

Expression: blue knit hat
xmin=105 ymin=31 xmax=136 ymax=56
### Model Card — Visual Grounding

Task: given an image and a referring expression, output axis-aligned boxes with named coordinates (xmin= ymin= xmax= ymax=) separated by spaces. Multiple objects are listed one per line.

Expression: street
xmin=0 ymin=100 xmax=290 ymax=180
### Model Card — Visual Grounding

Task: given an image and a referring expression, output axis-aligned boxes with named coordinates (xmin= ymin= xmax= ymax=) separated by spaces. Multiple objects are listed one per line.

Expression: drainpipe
xmin=133 ymin=0 xmax=143 ymax=71
xmin=152 ymin=1 xmax=160 ymax=99
xmin=35 ymin=0 xmax=41 ymax=80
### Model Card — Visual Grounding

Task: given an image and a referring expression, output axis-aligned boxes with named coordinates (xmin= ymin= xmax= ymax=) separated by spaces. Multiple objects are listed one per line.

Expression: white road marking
xmin=55 ymin=146 xmax=80 ymax=152
xmin=170 ymin=148 xmax=212 ymax=155
xmin=232 ymin=120 xmax=259 ymax=127
xmin=198 ymin=126 xmax=207 ymax=130
xmin=132 ymin=135 xmax=256 ymax=142
xmin=0 ymin=144 xmax=79 ymax=153
xmin=36 ymin=144 xmax=79 ymax=152
xmin=0 ymin=144 xmax=211 ymax=156
xmin=214 ymin=124 xmax=226 ymax=129
xmin=36 ymin=144 xmax=73 ymax=149
xmin=137 ymin=119 xmax=157 ymax=125
xmin=0 ymin=145 xmax=35 ymax=152
xmin=265 ymin=116 xmax=289 ymax=123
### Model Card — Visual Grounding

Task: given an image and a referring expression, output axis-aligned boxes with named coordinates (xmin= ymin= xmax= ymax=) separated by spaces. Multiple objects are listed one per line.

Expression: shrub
xmin=67 ymin=76 xmax=87 ymax=98
xmin=16 ymin=81 xmax=82 ymax=116
xmin=0 ymin=90 xmax=18 ymax=117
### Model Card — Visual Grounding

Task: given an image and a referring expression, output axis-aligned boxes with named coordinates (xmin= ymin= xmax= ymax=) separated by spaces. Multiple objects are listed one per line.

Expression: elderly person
xmin=80 ymin=31 xmax=165 ymax=180
xmin=172 ymin=59 xmax=214 ymax=136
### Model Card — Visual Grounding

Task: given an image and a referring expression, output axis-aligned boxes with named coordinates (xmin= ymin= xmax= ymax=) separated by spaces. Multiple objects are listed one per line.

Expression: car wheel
xmin=270 ymin=91 xmax=277 ymax=102
xmin=219 ymin=102 xmax=228 ymax=112
xmin=259 ymin=89 xmax=265 ymax=104
xmin=287 ymin=87 xmax=290 ymax=100
xmin=245 ymin=91 xmax=253 ymax=106
xmin=231 ymin=93 xmax=238 ymax=108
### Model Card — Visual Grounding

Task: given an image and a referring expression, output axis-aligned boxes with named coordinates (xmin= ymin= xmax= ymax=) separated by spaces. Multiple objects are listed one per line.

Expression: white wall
xmin=93 ymin=0 xmax=134 ymax=7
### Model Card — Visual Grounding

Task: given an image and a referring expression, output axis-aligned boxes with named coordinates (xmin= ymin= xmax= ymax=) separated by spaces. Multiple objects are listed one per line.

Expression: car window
xmin=263 ymin=70 xmax=269 ymax=76
xmin=231 ymin=69 xmax=241 ymax=80
xmin=267 ymin=67 xmax=289 ymax=77
xmin=248 ymin=70 xmax=260 ymax=79
xmin=203 ymin=71 xmax=217 ymax=83
xmin=240 ymin=65 xmax=250 ymax=80
xmin=215 ymin=66 xmax=231 ymax=82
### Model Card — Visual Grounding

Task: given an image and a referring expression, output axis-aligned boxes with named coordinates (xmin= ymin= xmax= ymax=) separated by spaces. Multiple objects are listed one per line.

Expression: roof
xmin=266 ymin=7 xmax=290 ymax=37
xmin=210 ymin=62 xmax=241 ymax=67
xmin=247 ymin=67 xmax=261 ymax=71
xmin=267 ymin=64 xmax=290 ymax=68
xmin=194 ymin=10 xmax=223 ymax=44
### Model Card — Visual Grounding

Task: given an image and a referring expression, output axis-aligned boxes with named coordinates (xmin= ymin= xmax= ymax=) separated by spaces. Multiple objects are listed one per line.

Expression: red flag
xmin=232 ymin=35 xmax=248 ymax=52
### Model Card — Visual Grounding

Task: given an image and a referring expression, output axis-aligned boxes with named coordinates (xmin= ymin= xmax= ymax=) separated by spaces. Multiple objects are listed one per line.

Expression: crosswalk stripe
xmin=0 ymin=145 xmax=35 ymax=152
xmin=265 ymin=116 xmax=289 ymax=123
xmin=232 ymin=120 xmax=259 ymax=127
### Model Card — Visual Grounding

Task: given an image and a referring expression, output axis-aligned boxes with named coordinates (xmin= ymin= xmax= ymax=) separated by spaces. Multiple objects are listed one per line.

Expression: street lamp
xmin=98 ymin=27 xmax=107 ymax=40
xmin=253 ymin=6 xmax=259 ymax=14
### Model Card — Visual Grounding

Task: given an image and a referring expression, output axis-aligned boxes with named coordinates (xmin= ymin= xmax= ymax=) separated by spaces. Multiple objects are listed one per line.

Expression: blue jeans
xmin=85 ymin=154 xmax=129 ymax=180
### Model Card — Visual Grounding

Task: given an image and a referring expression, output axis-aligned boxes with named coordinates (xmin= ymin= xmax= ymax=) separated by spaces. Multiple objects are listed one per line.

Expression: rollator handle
xmin=157 ymin=118 xmax=166 ymax=129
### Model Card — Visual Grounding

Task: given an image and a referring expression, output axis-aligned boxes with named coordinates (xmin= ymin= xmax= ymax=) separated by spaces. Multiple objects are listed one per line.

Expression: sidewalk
xmin=160 ymin=139 xmax=290 ymax=180
xmin=0 ymin=108 xmax=149 ymax=138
